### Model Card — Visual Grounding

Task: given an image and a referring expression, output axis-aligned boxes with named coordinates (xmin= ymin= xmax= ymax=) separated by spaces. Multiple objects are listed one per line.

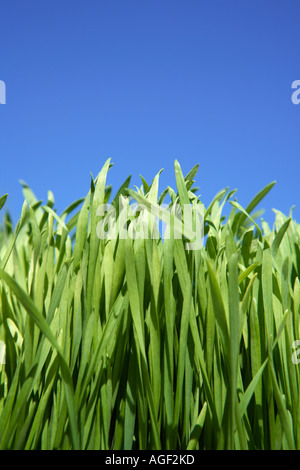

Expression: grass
xmin=0 ymin=159 xmax=300 ymax=449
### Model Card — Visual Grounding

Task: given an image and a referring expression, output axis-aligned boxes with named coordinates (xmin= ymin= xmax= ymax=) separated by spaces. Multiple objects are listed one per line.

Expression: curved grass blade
xmin=187 ymin=402 xmax=207 ymax=450
xmin=232 ymin=181 xmax=276 ymax=234
xmin=230 ymin=201 xmax=262 ymax=241
xmin=271 ymin=218 xmax=291 ymax=258
xmin=0 ymin=194 xmax=8 ymax=211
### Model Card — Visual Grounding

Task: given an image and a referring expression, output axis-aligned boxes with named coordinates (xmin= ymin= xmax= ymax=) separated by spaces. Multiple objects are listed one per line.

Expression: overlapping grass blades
xmin=0 ymin=159 xmax=300 ymax=449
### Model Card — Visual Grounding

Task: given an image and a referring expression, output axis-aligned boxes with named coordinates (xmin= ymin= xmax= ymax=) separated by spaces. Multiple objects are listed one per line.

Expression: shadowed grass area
xmin=0 ymin=159 xmax=300 ymax=449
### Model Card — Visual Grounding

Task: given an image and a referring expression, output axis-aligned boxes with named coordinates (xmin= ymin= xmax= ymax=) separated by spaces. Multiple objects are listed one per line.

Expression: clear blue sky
xmin=1 ymin=0 xmax=300 ymax=228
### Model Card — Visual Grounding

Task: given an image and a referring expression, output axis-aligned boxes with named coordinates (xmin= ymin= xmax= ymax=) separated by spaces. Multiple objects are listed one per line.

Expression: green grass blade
xmin=0 ymin=194 xmax=8 ymax=211
xmin=187 ymin=402 xmax=207 ymax=450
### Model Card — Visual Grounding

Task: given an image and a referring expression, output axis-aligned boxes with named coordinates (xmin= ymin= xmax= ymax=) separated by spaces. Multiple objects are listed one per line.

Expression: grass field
xmin=0 ymin=159 xmax=300 ymax=450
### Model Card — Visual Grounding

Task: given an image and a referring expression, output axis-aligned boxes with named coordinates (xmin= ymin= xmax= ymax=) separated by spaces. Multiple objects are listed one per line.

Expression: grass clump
xmin=0 ymin=159 xmax=300 ymax=450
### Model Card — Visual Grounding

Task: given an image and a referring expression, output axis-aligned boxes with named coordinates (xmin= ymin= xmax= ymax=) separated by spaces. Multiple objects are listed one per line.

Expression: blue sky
xmin=1 ymin=0 xmax=300 ymax=228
